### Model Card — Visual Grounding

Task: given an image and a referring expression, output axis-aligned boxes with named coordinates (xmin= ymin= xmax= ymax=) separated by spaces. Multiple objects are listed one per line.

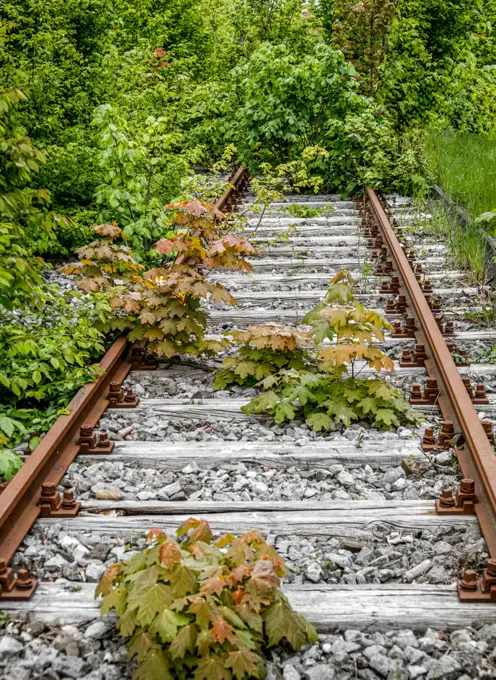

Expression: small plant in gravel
xmin=243 ymin=369 xmax=417 ymax=430
xmin=213 ymin=324 xmax=316 ymax=390
xmin=242 ymin=270 xmax=419 ymax=431
xmin=277 ymin=204 xmax=335 ymax=219
xmin=69 ymin=201 xmax=259 ymax=357
xmin=304 ymin=269 xmax=394 ymax=376
xmin=96 ymin=518 xmax=317 ymax=680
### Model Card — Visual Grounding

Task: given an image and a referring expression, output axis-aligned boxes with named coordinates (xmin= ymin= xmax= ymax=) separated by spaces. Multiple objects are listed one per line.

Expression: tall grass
xmin=425 ymin=129 xmax=495 ymax=282
xmin=410 ymin=199 xmax=488 ymax=283
xmin=427 ymin=130 xmax=496 ymax=218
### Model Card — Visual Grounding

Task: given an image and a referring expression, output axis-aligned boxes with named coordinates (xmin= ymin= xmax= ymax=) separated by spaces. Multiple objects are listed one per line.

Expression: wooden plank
xmin=129 ymin=363 xmax=496 ymax=385
xmin=211 ymin=271 xmax=465 ymax=284
xmin=247 ymin=257 xmax=447 ymax=271
xmin=244 ymin=194 xmax=344 ymax=202
xmin=245 ymin=224 xmax=358 ymax=235
xmin=4 ymin=582 xmax=496 ymax=629
xmin=208 ymin=310 xmax=407 ymax=325
xmin=252 ymin=234 xmax=360 ymax=244
xmin=201 ymin=329 xmax=495 ymax=344
xmin=246 ymin=245 xmax=446 ymax=257
xmin=41 ymin=500 xmax=475 ymax=537
xmin=78 ymin=440 xmax=423 ymax=469
xmin=246 ymin=217 xmax=361 ymax=227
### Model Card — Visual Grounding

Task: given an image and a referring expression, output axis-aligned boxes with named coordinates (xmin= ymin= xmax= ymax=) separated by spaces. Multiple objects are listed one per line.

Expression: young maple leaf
xmin=193 ymin=655 xmax=232 ymax=680
xmin=225 ymin=649 xmax=265 ymax=680
xmin=185 ymin=198 xmax=209 ymax=216
xmin=156 ymin=239 xmax=176 ymax=255
xmin=169 ymin=623 xmax=197 ymax=660
xmin=374 ymin=408 xmax=399 ymax=428
xmin=227 ymin=564 xmax=251 ymax=587
xmin=188 ymin=596 xmax=216 ymax=628
xmin=77 ymin=277 xmax=105 ymax=293
xmin=306 ymin=412 xmax=332 ymax=432
xmin=93 ymin=223 xmax=122 ymax=239
xmin=132 ymin=649 xmax=174 ymax=680
xmin=248 ymin=560 xmax=280 ymax=592
xmin=263 ymin=601 xmax=309 ymax=649
xmin=139 ymin=309 xmax=158 ymax=325
xmin=95 ymin=562 xmax=124 ymax=597
xmin=128 ymin=632 xmax=157 ymax=662
xmin=200 ymin=573 xmax=226 ymax=597
xmin=214 ymin=533 xmax=236 ymax=549
xmin=178 ymin=518 xmax=214 ymax=544
xmin=123 ymin=297 xmax=141 ymax=313
xmin=159 ymin=541 xmax=182 ymax=569
xmin=211 ymin=618 xmax=238 ymax=645
xmin=170 ymin=564 xmax=198 ymax=597
xmin=146 ymin=528 xmax=166 ymax=543
xmin=137 ymin=583 xmax=176 ymax=626
xmin=235 ymin=603 xmax=264 ymax=632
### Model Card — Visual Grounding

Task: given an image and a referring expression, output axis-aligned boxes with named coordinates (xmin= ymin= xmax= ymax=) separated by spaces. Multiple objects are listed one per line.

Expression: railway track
xmin=1 ymin=171 xmax=496 ymax=678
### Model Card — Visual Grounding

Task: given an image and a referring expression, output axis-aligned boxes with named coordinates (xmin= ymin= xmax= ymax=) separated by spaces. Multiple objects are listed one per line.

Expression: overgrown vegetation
xmin=427 ymin=130 xmax=496 ymax=248
xmin=218 ymin=271 xmax=419 ymax=431
xmin=213 ymin=325 xmax=316 ymax=390
xmin=96 ymin=519 xmax=317 ymax=680
xmin=0 ymin=89 xmax=109 ymax=475
xmin=66 ymin=200 xmax=257 ymax=357
xmin=398 ymin=198 xmax=488 ymax=284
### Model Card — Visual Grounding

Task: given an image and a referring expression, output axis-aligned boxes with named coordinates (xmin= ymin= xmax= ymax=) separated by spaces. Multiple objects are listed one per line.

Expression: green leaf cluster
xmin=0 ymin=286 xmax=110 ymax=478
xmin=213 ymin=324 xmax=316 ymax=390
xmin=0 ymin=89 xmax=71 ymax=309
xmin=96 ymin=519 xmax=317 ymax=680
xmin=233 ymin=270 xmax=419 ymax=432
xmin=243 ymin=370 xmax=420 ymax=431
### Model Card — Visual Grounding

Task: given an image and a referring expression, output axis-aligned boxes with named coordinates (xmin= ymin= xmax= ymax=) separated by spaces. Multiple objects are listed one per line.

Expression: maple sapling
xmin=68 ymin=200 xmax=260 ymax=358
xmin=213 ymin=323 xmax=316 ymax=390
xmin=243 ymin=270 xmax=420 ymax=431
xmin=96 ymin=518 xmax=317 ymax=680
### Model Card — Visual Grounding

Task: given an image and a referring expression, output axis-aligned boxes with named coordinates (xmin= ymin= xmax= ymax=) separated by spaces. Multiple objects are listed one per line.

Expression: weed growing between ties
xmin=66 ymin=201 xmax=258 ymax=358
xmin=213 ymin=325 xmax=317 ymax=390
xmin=96 ymin=519 xmax=317 ymax=680
xmin=398 ymin=195 xmax=488 ymax=284
xmin=217 ymin=270 xmax=419 ymax=431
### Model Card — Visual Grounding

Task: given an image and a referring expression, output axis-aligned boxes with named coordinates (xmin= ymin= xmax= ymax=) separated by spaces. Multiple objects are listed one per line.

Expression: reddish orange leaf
xmin=159 ymin=541 xmax=182 ymax=569
xmin=147 ymin=528 xmax=166 ymax=543
xmin=211 ymin=618 xmax=237 ymax=645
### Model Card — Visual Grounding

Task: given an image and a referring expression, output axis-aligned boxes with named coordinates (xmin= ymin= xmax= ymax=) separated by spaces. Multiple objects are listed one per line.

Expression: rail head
xmin=366 ymin=187 xmax=496 ymax=555
xmin=215 ymin=166 xmax=248 ymax=213
xmin=0 ymin=338 xmax=133 ymax=564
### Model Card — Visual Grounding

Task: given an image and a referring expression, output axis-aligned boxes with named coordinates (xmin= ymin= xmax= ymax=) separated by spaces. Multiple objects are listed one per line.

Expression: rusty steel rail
xmin=0 ymin=338 xmax=133 ymax=574
xmin=366 ymin=188 xmax=496 ymax=563
xmin=216 ymin=165 xmax=248 ymax=213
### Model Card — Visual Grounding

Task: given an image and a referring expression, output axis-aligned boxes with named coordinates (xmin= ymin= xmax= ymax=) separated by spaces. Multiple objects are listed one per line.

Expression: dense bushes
xmin=233 ymin=42 xmax=430 ymax=194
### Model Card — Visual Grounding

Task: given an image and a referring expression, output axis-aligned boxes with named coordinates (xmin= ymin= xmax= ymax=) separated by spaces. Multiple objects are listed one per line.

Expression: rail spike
xmin=37 ymin=483 xmax=80 ymax=518
xmin=107 ymin=382 xmax=140 ymax=408
xmin=78 ymin=425 xmax=115 ymax=455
